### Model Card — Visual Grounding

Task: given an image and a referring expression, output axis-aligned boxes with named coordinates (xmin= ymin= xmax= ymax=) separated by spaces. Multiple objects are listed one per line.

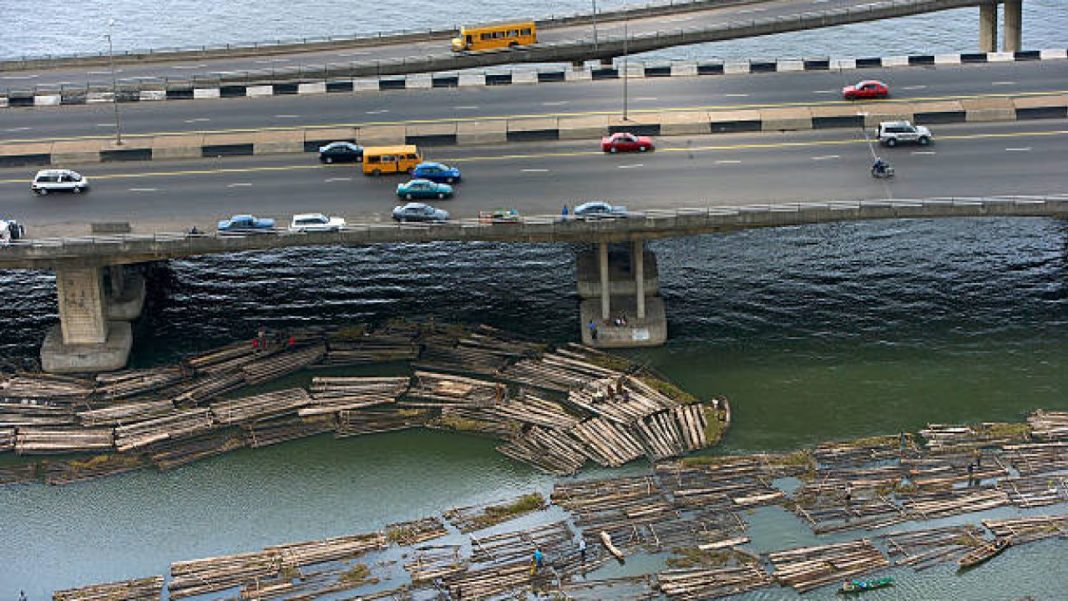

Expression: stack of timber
xmin=14 ymin=426 xmax=114 ymax=454
xmin=566 ymin=376 xmax=673 ymax=425
xmin=184 ymin=340 xmax=260 ymax=373
xmin=335 ymin=406 xmax=431 ymax=436
xmin=93 ymin=366 xmax=187 ymax=401
xmin=52 ymin=576 xmax=163 ymax=601
xmin=501 ymin=347 xmax=623 ymax=393
xmin=245 ymin=414 xmax=335 ymax=448
xmin=769 ymin=539 xmax=889 ymax=593
xmin=920 ymin=422 xmax=1030 ymax=453
xmin=404 ymin=545 xmax=466 ymax=584
xmin=0 ymin=427 xmax=17 ymax=453
xmin=636 ymin=513 xmax=747 ymax=552
xmin=169 ymin=372 xmax=246 ymax=407
xmin=1028 ymin=410 xmax=1068 ymax=440
xmin=77 ymin=399 xmax=176 ymax=427
xmin=658 ymin=564 xmax=773 ymax=600
xmin=404 ymin=371 xmax=500 ymax=406
xmin=487 ymin=393 xmax=581 ymax=430
xmin=999 ymin=473 xmax=1068 ymax=508
xmin=444 ymin=492 xmax=546 ymax=533
xmin=633 ymin=405 xmax=709 ymax=460
xmin=415 ymin=342 xmax=510 ymax=376
xmin=903 ymin=452 xmax=1005 ymax=489
xmin=552 ymin=475 xmax=674 ymax=544
xmin=113 ymin=408 xmax=215 ymax=452
xmin=1003 ymin=441 xmax=1068 ymax=476
xmin=168 ymin=550 xmax=280 ymax=598
xmin=444 ymin=561 xmax=535 ymax=600
xmin=460 ymin=325 xmax=545 ymax=356
xmin=41 ymin=454 xmax=148 ymax=485
xmin=149 ymin=430 xmax=247 ymax=470
xmin=0 ymin=402 xmax=76 ymax=428
xmin=209 ymin=388 xmax=312 ymax=425
xmin=655 ymin=454 xmax=805 ymax=509
xmin=468 ymin=520 xmax=574 ymax=564
xmin=386 ymin=517 xmax=449 ymax=546
xmin=321 ymin=333 xmax=419 ymax=366
xmin=240 ymin=344 xmax=325 ymax=385
xmin=0 ymin=373 xmax=93 ymax=402
xmin=570 ymin=417 xmax=646 ymax=467
xmin=266 ymin=532 xmax=386 ymax=570
xmin=433 ymin=405 xmax=519 ymax=439
xmin=899 ymin=487 xmax=1009 ymax=520
xmin=813 ymin=435 xmax=908 ymax=467
xmin=561 ymin=575 xmax=657 ymax=601
xmin=983 ymin=515 xmax=1068 ymax=545
xmin=301 ymin=376 xmax=409 ymax=416
xmin=881 ymin=525 xmax=986 ymax=571
xmin=791 ymin=471 xmax=907 ymax=534
xmin=497 ymin=425 xmax=589 ymax=476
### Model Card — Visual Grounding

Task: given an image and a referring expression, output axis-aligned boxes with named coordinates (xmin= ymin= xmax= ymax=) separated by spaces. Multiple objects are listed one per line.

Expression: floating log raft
xmin=149 ymin=430 xmax=247 ymax=471
xmin=93 ymin=366 xmax=188 ymax=401
xmin=335 ymin=407 xmax=431 ymax=436
xmin=170 ymin=372 xmax=246 ymax=407
xmin=1028 ymin=410 xmax=1068 ymax=441
xmin=658 ymin=564 xmax=773 ymax=600
xmin=432 ymin=405 xmax=520 ymax=439
xmin=15 ymin=426 xmax=114 ymax=455
xmin=813 ymin=435 xmax=907 ymax=467
xmin=920 ymin=422 xmax=1030 ymax=453
xmin=404 ymin=545 xmax=466 ymax=584
xmin=487 ymin=393 xmax=581 ymax=430
xmin=185 ymin=340 xmax=260 ymax=372
xmin=769 ymin=539 xmax=889 ymax=594
xmin=880 ymin=525 xmax=985 ymax=571
xmin=0 ymin=460 xmax=36 ymax=484
xmin=0 ymin=373 xmax=93 ymax=402
xmin=77 ymin=399 xmax=176 ymax=427
xmin=445 ymin=561 xmax=536 ymax=601
xmin=404 ymin=371 xmax=500 ymax=406
xmin=113 ymin=408 xmax=215 ymax=453
xmin=414 ymin=342 xmax=511 ymax=376
xmin=566 ymin=377 xmax=672 ymax=425
xmin=444 ymin=492 xmax=546 ymax=533
xmin=1003 ymin=441 xmax=1068 ymax=476
xmin=53 ymin=575 xmax=163 ymax=601
xmin=241 ymin=344 xmax=325 ymax=385
xmin=321 ymin=334 xmax=420 ymax=366
xmin=469 ymin=520 xmax=574 ymax=564
xmin=266 ymin=532 xmax=386 ymax=570
xmin=301 ymin=376 xmax=409 ymax=416
xmin=386 ymin=517 xmax=448 ymax=546
xmin=210 ymin=388 xmax=312 ymax=425
xmin=983 ymin=515 xmax=1068 ymax=545
xmin=0 ymin=426 xmax=12 ymax=452
xmin=41 ymin=454 xmax=148 ymax=485
xmin=999 ymin=473 xmax=1068 ymax=508
xmin=0 ymin=402 xmax=76 ymax=427
xmin=169 ymin=550 xmax=280 ymax=599
xmin=497 ymin=425 xmax=589 ymax=476
xmin=899 ymin=487 xmax=1010 ymax=520
xmin=245 ymin=414 xmax=335 ymax=448
xmin=570 ymin=417 xmax=646 ymax=467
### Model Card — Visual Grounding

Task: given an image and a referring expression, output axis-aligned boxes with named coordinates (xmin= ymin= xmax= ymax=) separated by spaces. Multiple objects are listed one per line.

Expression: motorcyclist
xmin=872 ymin=157 xmax=891 ymax=177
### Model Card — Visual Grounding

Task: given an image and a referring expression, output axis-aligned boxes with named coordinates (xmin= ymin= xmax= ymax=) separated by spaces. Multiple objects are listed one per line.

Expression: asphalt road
xmin=1 ymin=61 xmax=1066 ymax=144
xmin=1 ymin=121 xmax=1065 ymax=238
xmin=0 ymin=0 xmax=933 ymax=88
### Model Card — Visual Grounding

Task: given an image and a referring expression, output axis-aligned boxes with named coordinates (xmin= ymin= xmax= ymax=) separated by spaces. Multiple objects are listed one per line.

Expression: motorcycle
xmin=871 ymin=160 xmax=895 ymax=179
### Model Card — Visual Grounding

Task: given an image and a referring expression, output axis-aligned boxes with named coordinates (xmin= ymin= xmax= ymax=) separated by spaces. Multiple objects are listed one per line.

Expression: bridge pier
xmin=577 ymin=241 xmax=666 ymax=348
xmin=1003 ymin=0 xmax=1022 ymax=52
xmin=979 ymin=1 xmax=997 ymax=53
xmin=40 ymin=263 xmax=141 ymax=374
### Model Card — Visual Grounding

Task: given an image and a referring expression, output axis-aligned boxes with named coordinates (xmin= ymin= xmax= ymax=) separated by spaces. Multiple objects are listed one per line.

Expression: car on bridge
xmin=478 ymin=208 xmax=521 ymax=223
xmin=392 ymin=202 xmax=449 ymax=223
xmin=574 ymin=201 xmax=628 ymax=218
xmin=31 ymin=169 xmax=89 ymax=195
xmin=842 ymin=80 xmax=889 ymax=101
xmin=217 ymin=214 xmax=276 ymax=233
xmin=601 ymin=132 xmax=655 ymax=153
xmin=288 ymin=213 xmax=346 ymax=233
xmin=397 ymin=179 xmax=453 ymax=200
xmin=412 ymin=162 xmax=462 ymax=184
xmin=876 ymin=121 xmax=933 ymax=147
xmin=318 ymin=142 xmax=363 ymax=164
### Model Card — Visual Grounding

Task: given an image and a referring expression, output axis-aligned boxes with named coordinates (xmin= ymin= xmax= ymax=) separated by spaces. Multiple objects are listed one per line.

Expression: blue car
xmin=412 ymin=162 xmax=461 ymax=184
xmin=396 ymin=179 xmax=454 ymax=200
xmin=217 ymin=214 xmax=276 ymax=232
xmin=574 ymin=201 xmax=627 ymax=218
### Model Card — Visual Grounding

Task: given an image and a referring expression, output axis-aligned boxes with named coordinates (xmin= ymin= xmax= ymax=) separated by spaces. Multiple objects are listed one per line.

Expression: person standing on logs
xmin=19 ymin=592 xmax=27 ymax=601
xmin=967 ymin=462 xmax=975 ymax=486
xmin=578 ymin=537 xmax=587 ymax=563
xmin=588 ymin=320 xmax=598 ymax=341
xmin=973 ymin=448 xmax=982 ymax=468
xmin=531 ymin=547 xmax=544 ymax=575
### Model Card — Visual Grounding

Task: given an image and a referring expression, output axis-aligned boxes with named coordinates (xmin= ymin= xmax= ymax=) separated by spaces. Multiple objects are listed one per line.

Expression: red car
xmin=601 ymin=132 xmax=654 ymax=153
xmin=842 ymin=80 xmax=889 ymax=100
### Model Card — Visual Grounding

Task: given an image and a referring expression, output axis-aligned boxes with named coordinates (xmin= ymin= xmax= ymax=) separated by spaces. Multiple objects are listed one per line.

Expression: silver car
xmin=876 ymin=121 xmax=933 ymax=147
xmin=391 ymin=202 xmax=449 ymax=223
xmin=31 ymin=169 xmax=89 ymax=195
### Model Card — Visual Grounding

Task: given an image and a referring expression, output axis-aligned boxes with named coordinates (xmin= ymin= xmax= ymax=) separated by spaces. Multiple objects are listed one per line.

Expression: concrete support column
xmin=599 ymin=242 xmax=610 ymax=320
xmin=633 ymin=239 xmax=645 ymax=319
xmin=55 ymin=265 xmax=107 ymax=345
xmin=979 ymin=2 xmax=998 ymax=53
xmin=1003 ymin=0 xmax=1022 ymax=52
xmin=107 ymin=265 xmax=125 ymax=297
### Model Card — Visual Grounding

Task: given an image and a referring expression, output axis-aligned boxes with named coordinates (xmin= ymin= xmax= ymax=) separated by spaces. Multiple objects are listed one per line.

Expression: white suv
xmin=289 ymin=213 xmax=346 ymax=232
xmin=876 ymin=121 xmax=932 ymax=147
xmin=31 ymin=169 xmax=89 ymax=195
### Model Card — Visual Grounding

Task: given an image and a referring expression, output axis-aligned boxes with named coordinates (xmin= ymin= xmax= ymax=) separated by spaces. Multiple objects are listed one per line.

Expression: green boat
xmin=839 ymin=576 xmax=894 ymax=593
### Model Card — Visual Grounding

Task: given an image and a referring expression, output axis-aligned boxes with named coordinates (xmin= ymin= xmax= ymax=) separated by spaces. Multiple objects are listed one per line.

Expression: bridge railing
xmin=3 ymin=196 xmax=1065 ymax=253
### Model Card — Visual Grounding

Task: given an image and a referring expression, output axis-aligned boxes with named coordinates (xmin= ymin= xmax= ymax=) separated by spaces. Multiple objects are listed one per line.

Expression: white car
xmin=288 ymin=213 xmax=346 ymax=232
xmin=876 ymin=121 xmax=932 ymax=147
xmin=31 ymin=169 xmax=89 ymax=195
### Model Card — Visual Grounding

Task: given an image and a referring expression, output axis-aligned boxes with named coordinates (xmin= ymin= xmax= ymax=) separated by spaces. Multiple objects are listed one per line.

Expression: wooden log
xmin=600 ymin=530 xmax=625 ymax=561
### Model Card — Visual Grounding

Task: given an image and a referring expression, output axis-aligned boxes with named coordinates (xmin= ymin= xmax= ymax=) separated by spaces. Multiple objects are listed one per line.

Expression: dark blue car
xmin=412 ymin=162 xmax=461 ymax=184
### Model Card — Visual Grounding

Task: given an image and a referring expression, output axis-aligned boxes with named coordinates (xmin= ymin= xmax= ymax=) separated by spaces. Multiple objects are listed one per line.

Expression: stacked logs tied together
xmin=52 ymin=576 xmax=163 ymax=601
xmin=769 ymin=539 xmax=890 ymax=593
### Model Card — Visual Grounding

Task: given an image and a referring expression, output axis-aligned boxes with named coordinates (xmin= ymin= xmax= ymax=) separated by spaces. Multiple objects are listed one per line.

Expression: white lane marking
xmin=53 ymin=81 xmax=73 ymax=85
xmin=338 ymin=51 xmax=369 ymax=57
xmin=991 ymin=81 xmax=1016 ymax=86
xmin=254 ymin=58 xmax=290 ymax=64
xmin=325 ymin=177 xmax=353 ymax=182
xmin=715 ymin=160 xmax=742 ymax=164
xmin=365 ymin=109 xmax=389 ymax=114
xmin=171 ymin=64 xmax=208 ymax=70
xmin=227 ymin=183 xmax=253 ymax=187
xmin=911 ymin=151 xmax=937 ymax=155
xmin=86 ymin=70 xmax=120 ymax=75
xmin=810 ymin=155 xmax=840 ymax=161
xmin=0 ymin=75 xmax=38 ymax=80
xmin=541 ymin=101 xmax=569 ymax=106
xmin=454 ymin=105 xmax=480 ymax=110
xmin=633 ymin=96 xmax=659 ymax=101
xmin=813 ymin=90 xmax=836 ymax=94
xmin=1005 ymin=147 xmax=1032 ymax=152
xmin=617 ymin=164 xmax=644 ymax=169
xmin=521 ymin=168 xmax=550 ymax=172
xmin=274 ymin=114 xmax=300 ymax=118
xmin=902 ymin=85 xmax=927 ymax=90
xmin=4 ymin=127 xmax=31 ymax=132
xmin=128 ymin=188 xmax=158 ymax=192
xmin=184 ymin=118 xmax=211 ymax=123
xmin=95 ymin=123 xmax=113 ymax=127
xmin=724 ymin=93 xmax=750 ymax=97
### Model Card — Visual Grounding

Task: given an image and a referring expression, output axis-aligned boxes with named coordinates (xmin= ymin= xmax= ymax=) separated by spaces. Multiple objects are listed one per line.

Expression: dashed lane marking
xmin=617 ymin=164 xmax=644 ymax=169
xmin=226 ymin=182 xmax=253 ymax=187
xmin=1005 ymin=147 xmax=1032 ymax=151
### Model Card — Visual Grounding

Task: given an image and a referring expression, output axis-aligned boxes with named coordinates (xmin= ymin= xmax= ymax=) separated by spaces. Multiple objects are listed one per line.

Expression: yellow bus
xmin=362 ymin=145 xmax=422 ymax=176
xmin=451 ymin=21 xmax=537 ymax=52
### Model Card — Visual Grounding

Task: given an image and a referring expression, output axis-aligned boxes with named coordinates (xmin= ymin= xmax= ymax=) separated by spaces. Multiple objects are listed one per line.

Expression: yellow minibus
xmin=451 ymin=21 xmax=537 ymax=52
xmin=362 ymin=145 xmax=422 ymax=176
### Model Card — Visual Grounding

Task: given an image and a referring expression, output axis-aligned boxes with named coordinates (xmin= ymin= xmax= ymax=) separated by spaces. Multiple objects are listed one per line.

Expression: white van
xmin=31 ymin=169 xmax=89 ymax=195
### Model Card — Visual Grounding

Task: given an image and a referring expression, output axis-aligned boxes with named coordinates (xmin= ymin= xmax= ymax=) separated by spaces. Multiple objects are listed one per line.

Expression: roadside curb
xmin=1 ymin=93 xmax=1065 ymax=167
xmin=1 ymin=49 xmax=1065 ymax=109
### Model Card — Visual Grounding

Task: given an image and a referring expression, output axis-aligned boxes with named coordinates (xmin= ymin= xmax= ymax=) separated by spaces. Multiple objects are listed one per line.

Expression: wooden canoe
xmin=958 ymin=537 xmax=1011 ymax=569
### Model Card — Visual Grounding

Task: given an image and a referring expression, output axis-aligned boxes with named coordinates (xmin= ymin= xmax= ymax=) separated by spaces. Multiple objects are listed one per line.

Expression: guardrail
xmin=0 ymin=0 xmax=987 ymax=95
xmin=2 ymin=195 xmax=1065 ymax=269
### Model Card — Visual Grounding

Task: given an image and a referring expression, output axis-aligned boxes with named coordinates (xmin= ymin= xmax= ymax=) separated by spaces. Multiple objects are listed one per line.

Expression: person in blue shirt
xmin=532 ymin=547 xmax=544 ymax=573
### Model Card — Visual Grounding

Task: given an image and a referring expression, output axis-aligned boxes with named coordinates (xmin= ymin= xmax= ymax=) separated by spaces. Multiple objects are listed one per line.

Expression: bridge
xmin=0 ymin=0 xmax=1027 ymax=93
xmin=5 ymin=196 xmax=1064 ymax=373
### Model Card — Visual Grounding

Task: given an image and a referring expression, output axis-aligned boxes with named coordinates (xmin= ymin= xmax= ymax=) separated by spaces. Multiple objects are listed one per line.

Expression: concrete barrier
xmin=987 ymin=52 xmax=1016 ymax=62
xmin=860 ymin=104 xmax=915 ymax=127
xmin=760 ymin=107 xmax=813 ymax=131
xmin=140 ymin=90 xmax=167 ymax=101
xmin=506 ymin=117 xmax=560 ymax=142
xmin=882 ymin=56 xmax=910 ymax=67
xmin=557 ymin=115 xmax=610 ymax=140
xmin=777 ymin=59 xmax=805 ymax=72
xmin=34 ymin=95 xmax=62 ymax=106
xmin=51 ymin=140 xmax=104 ymax=164
xmin=246 ymin=85 xmax=274 ymax=97
xmin=1040 ymin=49 xmax=1068 ymax=60
xmin=934 ymin=54 xmax=963 ymax=65
xmin=457 ymin=120 xmax=507 ymax=145
xmin=405 ymin=122 xmax=458 ymax=146
xmin=963 ymin=97 xmax=1016 ymax=122
xmin=358 ymin=124 xmax=406 ymax=146
xmin=298 ymin=82 xmax=327 ymax=95
xmin=86 ymin=92 xmax=114 ymax=104
xmin=723 ymin=60 xmax=750 ymax=75
xmin=152 ymin=134 xmax=205 ymax=160
xmin=670 ymin=62 xmax=698 ymax=77
xmin=658 ymin=111 xmax=712 ymax=135
xmin=253 ymin=130 xmax=303 ymax=154
xmin=565 ymin=68 xmax=593 ymax=82
xmin=709 ymin=109 xmax=762 ymax=133
xmin=193 ymin=88 xmax=221 ymax=100
xmin=354 ymin=79 xmax=380 ymax=92
xmin=458 ymin=73 xmax=486 ymax=87
xmin=512 ymin=70 xmax=539 ymax=85
xmin=407 ymin=73 xmax=433 ymax=89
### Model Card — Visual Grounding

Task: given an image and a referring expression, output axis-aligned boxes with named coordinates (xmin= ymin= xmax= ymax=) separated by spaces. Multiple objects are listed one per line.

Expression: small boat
xmin=839 ymin=577 xmax=893 ymax=593
xmin=958 ymin=537 xmax=1011 ymax=570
